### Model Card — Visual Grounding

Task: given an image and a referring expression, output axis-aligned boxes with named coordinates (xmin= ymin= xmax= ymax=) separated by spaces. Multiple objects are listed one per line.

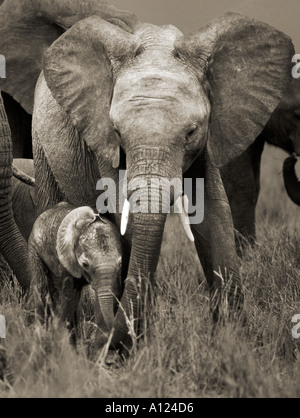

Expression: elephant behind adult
xmin=30 ymin=11 xmax=294 ymax=352
xmin=220 ymin=76 xmax=300 ymax=242
xmin=0 ymin=92 xmax=32 ymax=290
xmin=0 ymin=0 xmax=139 ymax=159
xmin=276 ymin=77 xmax=300 ymax=206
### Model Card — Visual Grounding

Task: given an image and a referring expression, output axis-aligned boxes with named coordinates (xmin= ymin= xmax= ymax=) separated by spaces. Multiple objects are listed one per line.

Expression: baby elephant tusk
xmin=174 ymin=195 xmax=194 ymax=242
xmin=121 ymin=199 xmax=130 ymax=236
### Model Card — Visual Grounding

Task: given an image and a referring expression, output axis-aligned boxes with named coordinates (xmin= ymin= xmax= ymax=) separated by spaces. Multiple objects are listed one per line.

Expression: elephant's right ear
xmin=43 ymin=15 xmax=137 ymax=168
xmin=56 ymin=206 xmax=97 ymax=278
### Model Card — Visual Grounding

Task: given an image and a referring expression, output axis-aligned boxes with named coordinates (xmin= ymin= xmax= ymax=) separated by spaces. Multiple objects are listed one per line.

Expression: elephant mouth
xmin=129 ymin=96 xmax=176 ymax=105
xmin=73 ymin=276 xmax=91 ymax=290
xmin=81 ymin=274 xmax=91 ymax=285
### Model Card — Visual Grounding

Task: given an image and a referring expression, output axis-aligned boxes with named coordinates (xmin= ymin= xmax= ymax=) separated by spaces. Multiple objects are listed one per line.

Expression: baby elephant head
xmin=56 ymin=206 xmax=122 ymax=330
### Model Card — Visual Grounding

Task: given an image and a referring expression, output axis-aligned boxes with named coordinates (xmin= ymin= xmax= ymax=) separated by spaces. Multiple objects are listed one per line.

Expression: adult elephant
xmin=0 ymin=0 xmax=297 ymax=254
xmin=221 ymin=76 xmax=300 ymax=243
xmin=29 ymin=12 xmax=294 ymax=351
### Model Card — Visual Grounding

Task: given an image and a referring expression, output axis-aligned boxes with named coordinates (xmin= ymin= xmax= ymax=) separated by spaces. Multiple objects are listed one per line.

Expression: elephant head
xmin=56 ymin=206 xmax=123 ymax=330
xmin=33 ymin=12 xmax=294 ymax=349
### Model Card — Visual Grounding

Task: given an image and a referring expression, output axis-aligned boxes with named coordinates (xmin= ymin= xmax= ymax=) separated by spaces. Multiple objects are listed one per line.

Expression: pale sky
xmin=112 ymin=0 xmax=300 ymax=51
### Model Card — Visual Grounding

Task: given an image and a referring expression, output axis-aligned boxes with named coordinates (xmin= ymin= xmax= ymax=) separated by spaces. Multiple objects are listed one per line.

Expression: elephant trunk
xmin=111 ymin=211 xmax=167 ymax=350
xmin=111 ymin=148 xmax=181 ymax=350
xmin=283 ymin=156 xmax=300 ymax=205
xmin=0 ymin=93 xmax=31 ymax=290
xmin=93 ymin=260 xmax=122 ymax=332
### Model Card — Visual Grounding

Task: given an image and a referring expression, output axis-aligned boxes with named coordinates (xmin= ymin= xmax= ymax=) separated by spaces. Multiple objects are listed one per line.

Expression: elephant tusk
xmin=175 ymin=195 xmax=195 ymax=242
xmin=120 ymin=199 xmax=130 ymax=236
xmin=122 ymin=169 xmax=128 ymax=198
xmin=112 ymin=146 xmax=120 ymax=169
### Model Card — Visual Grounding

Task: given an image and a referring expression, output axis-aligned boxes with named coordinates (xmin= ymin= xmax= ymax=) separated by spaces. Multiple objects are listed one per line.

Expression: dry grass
xmin=0 ymin=144 xmax=300 ymax=398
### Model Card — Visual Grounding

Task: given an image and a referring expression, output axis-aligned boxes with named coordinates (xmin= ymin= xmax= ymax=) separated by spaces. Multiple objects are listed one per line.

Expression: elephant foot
xmin=0 ymin=342 xmax=6 ymax=381
xmin=234 ymin=229 xmax=255 ymax=258
xmin=104 ymin=350 xmax=124 ymax=369
xmin=209 ymin=272 xmax=245 ymax=327
xmin=76 ymin=322 xmax=109 ymax=360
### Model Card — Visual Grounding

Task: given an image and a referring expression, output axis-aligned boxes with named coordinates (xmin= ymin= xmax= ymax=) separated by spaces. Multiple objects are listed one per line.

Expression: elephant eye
xmin=133 ymin=46 xmax=144 ymax=58
xmin=81 ymin=261 xmax=89 ymax=270
xmin=186 ymin=125 xmax=198 ymax=142
xmin=172 ymin=49 xmax=180 ymax=59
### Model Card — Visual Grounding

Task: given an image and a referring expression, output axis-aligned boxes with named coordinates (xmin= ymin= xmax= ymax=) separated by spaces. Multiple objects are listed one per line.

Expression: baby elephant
xmin=28 ymin=202 xmax=123 ymax=347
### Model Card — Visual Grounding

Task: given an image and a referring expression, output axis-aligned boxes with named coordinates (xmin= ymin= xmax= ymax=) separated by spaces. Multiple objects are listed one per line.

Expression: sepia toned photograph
xmin=0 ymin=0 xmax=299 ymax=400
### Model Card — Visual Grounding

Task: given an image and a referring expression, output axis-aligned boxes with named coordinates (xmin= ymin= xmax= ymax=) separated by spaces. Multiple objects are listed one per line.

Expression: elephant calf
xmin=28 ymin=203 xmax=123 ymax=351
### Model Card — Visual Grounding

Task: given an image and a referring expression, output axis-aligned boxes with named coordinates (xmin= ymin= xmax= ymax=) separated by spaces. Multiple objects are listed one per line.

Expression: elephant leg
xmin=192 ymin=222 xmax=214 ymax=288
xmin=221 ymin=138 xmax=264 ymax=250
xmin=0 ymin=340 xmax=6 ymax=381
xmin=227 ymin=182 xmax=257 ymax=255
xmin=191 ymin=158 xmax=244 ymax=323
xmin=56 ymin=274 xmax=82 ymax=347
xmin=59 ymin=275 xmax=79 ymax=322
xmin=0 ymin=252 xmax=12 ymax=284
xmin=33 ymin=141 xmax=65 ymax=215
xmin=192 ymin=217 xmax=241 ymax=323
xmin=27 ymin=244 xmax=54 ymax=321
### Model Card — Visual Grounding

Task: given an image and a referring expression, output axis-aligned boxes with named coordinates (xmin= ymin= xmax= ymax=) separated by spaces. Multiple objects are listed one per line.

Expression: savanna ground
xmin=0 ymin=145 xmax=300 ymax=398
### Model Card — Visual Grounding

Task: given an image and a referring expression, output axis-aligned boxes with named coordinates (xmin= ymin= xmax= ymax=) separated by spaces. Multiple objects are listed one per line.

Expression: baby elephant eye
xmin=81 ymin=261 xmax=89 ymax=270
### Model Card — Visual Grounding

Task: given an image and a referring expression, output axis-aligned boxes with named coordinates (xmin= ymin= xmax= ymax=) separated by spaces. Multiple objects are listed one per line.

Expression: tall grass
xmin=0 ymin=144 xmax=299 ymax=398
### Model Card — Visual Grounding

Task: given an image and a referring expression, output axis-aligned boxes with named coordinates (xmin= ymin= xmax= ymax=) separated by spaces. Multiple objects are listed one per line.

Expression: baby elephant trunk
xmin=94 ymin=266 xmax=121 ymax=332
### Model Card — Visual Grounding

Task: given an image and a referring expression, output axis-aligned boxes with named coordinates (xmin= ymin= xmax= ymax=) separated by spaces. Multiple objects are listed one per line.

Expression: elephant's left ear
xmin=176 ymin=12 xmax=294 ymax=167
xmin=56 ymin=206 xmax=96 ymax=278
